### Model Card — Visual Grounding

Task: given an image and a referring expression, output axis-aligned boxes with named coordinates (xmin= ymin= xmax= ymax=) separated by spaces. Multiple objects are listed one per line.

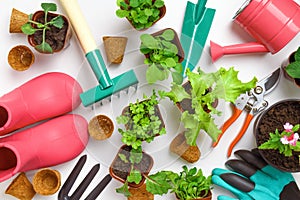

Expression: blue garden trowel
xmin=180 ymin=0 xmax=216 ymax=76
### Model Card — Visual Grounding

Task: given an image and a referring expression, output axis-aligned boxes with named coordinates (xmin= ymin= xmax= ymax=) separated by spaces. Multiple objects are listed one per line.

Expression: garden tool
xmin=180 ymin=0 xmax=215 ymax=76
xmin=0 ymin=114 xmax=88 ymax=182
xmin=0 ymin=72 xmax=82 ymax=136
xmin=212 ymin=149 xmax=300 ymax=200
xmin=210 ymin=0 xmax=300 ymax=62
xmin=59 ymin=0 xmax=138 ymax=107
xmin=213 ymin=67 xmax=281 ymax=157
xmin=58 ymin=155 xmax=112 ymax=200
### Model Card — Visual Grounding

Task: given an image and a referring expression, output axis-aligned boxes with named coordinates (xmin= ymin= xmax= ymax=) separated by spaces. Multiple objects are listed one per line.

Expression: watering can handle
xmin=210 ymin=41 xmax=269 ymax=62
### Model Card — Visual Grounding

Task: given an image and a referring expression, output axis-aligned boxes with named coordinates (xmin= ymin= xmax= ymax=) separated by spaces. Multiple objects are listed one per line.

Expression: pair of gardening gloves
xmin=212 ymin=149 xmax=300 ymax=200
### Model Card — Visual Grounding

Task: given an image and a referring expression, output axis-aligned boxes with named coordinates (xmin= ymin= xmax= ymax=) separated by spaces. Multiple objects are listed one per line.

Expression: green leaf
xmin=116 ymin=9 xmax=129 ymax=18
xmin=144 ymin=8 xmax=153 ymax=16
xmin=146 ymin=63 xmax=168 ymax=84
xmin=118 ymin=153 xmax=129 ymax=163
xmin=294 ymin=47 xmax=300 ymax=61
xmin=21 ymin=23 xmax=36 ymax=35
xmin=159 ymin=83 xmax=190 ymax=103
xmin=154 ymin=0 xmax=165 ymax=8
xmin=116 ymin=181 xmax=131 ymax=197
xmin=35 ymin=42 xmax=53 ymax=53
xmin=286 ymin=61 xmax=300 ymax=79
xmin=50 ymin=16 xmax=64 ymax=29
xmin=171 ymin=71 xmax=183 ymax=85
xmin=140 ymin=34 xmax=158 ymax=49
xmin=164 ymin=57 xmax=177 ymax=67
xmin=129 ymin=0 xmax=140 ymax=7
xmin=214 ymin=67 xmax=257 ymax=103
xmin=161 ymin=29 xmax=175 ymax=41
xmin=146 ymin=171 xmax=177 ymax=195
xmin=127 ymin=169 xmax=142 ymax=184
xmin=41 ymin=3 xmax=57 ymax=13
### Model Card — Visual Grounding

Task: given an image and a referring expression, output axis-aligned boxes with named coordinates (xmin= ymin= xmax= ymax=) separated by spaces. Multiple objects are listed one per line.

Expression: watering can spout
xmin=210 ymin=41 xmax=269 ymax=62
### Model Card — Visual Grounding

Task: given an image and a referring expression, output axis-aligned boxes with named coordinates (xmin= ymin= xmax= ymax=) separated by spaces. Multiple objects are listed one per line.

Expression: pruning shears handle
xmin=213 ymin=104 xmax=242 ymax=147
xmin=227 ymin=113 xmax=254 ymax=157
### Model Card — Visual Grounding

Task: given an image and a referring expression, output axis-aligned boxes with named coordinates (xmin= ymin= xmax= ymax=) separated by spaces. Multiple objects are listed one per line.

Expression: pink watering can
xmin=210 ymin=0 xmax=300 ymax=62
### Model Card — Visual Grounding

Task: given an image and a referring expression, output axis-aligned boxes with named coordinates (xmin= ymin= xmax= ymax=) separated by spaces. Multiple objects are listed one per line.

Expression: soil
xmin=110 ymin=145 xmax=153 ymax=187
xmin=31 ymin=11 xmax=68 ymax=52
xmin=255 ymin=100 xmax=300 ymax=171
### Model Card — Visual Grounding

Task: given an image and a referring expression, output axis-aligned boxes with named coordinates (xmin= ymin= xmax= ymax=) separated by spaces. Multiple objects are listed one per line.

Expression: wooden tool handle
xmin=59 ymin=0 xmax=97 ymax=53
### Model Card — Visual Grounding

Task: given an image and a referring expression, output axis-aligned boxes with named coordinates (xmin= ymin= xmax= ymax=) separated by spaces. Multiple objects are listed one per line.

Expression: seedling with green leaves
xmin=140 ymin=29 xmax=183 ymax=84
xmin=117 ymin=91 xmax=166 ymax=148
xmin=115 ymin=91 xmax=165 ymax=197
xmin=286 ymin=47 xmax=300 ymax=79
xmin=116 ymin=0 xmax=165 ymax=30
xmin=259 ymin=123 xmax=300 ymax=157
xmin=159 ymin=67 xmax=257 ymax=146
xmin=145 ymin=165 xmax=212 ymax=200
xmin=115 ymin=146 xmax=144 ymax=197
xmin=21 ymin=3 xmax=64 ymax=53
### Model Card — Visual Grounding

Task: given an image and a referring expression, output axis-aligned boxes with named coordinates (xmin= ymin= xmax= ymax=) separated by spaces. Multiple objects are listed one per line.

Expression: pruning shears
xmin=213 ymin=68 xmax=281 ymax=157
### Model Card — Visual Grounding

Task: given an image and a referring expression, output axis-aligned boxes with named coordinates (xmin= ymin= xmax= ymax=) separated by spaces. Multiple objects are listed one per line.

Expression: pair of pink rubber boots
xmin=0 ymin=72 xmax=89 ymax=182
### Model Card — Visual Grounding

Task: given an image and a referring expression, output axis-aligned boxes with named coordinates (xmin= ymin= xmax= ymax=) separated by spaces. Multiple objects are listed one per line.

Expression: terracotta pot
xmin=27 ymin=11 xmax=71 ymax=53
xmin=121 ymin=100 xmax=165 ymax=139
xmin=254 ymin=99 xmax=300 ymax=172
xmin=124 ymin=0 xmax=166 ymax=31
xmin=109 ymin=145 xmax=154 ymax=188
xmin=281 ymin=51 xmax=300 ymax=87
xmin=175 ymin=190 xmax=212 ymax=200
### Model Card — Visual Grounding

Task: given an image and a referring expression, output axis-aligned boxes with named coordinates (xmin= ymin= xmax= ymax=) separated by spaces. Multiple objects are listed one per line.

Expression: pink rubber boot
xmin=0 ymin=114 xmax=88 ymax=182
xmin=0 ymin=72 xmax=83 ymax=136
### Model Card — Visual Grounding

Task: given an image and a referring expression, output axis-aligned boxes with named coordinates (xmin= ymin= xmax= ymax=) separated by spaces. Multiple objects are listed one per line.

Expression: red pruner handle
xmin=212 ymin=104 xmax=242 ymax=147
xmin=227 ymin=113 xmax=254 ymax=157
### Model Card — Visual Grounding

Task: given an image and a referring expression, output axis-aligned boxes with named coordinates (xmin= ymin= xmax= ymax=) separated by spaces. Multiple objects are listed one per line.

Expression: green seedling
xmin=146 ymin=166 xmax=212 ymax=200
xmin=286 ymin=47 xmax=300 ymax=79
xmin=116 ymin=0 xmax=165 ymax=30
xmin=115 ymin=91 xmax=165 ymax=197
xmin=21 ymin=3 xmax=64 ymax=53
xmin=140 ymin=29 xmax=183 ymax=84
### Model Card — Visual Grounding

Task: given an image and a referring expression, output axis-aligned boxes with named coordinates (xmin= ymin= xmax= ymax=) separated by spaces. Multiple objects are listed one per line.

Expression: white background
xmin=0 ymin=0 xmax=300 ymax=199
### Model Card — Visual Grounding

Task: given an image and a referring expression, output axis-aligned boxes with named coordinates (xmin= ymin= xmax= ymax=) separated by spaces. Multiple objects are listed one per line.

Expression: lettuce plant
xmin=159 ymin=67 xmax=257 ymax=145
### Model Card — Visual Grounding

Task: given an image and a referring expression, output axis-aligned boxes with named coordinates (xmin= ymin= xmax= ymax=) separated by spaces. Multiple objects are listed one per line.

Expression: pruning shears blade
xmin=260 ymin=67 xmax=281 ymax=95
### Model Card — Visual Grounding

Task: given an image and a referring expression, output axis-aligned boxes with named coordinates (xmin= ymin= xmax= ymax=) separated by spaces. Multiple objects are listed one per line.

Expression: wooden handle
xmin=59 ymin=0 xmax=97 ymax=53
